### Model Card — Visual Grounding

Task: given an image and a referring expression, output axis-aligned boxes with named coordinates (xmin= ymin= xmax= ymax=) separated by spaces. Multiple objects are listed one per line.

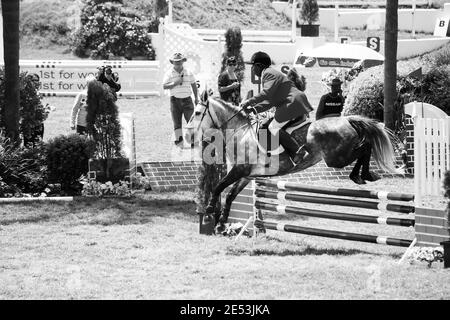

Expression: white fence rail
xmin=19 ymin=60 xmax=161 ymax=97
xmin=414 ymin=117 xmax=450 ymax=204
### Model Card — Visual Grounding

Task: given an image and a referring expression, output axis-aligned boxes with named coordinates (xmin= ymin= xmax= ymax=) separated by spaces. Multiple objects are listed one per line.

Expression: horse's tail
xmin=347 ymin=115 xmax=403 ymax=174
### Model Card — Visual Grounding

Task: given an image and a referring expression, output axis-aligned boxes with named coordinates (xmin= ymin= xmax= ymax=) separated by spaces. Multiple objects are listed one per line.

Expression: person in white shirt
xmin=162 ymin=53 xmax=199 ymax=146
xmin=70 ymin=74 xmax=96 ymax=135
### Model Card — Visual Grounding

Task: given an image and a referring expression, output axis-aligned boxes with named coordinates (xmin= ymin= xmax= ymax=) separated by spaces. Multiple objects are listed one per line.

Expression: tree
xmin=1 ymin=0 xmax=20 ymax=145
xmin=384 ymin=0 xmax=398 ymax=130
xmin=154 ymin=0 xmax=169 ymax=17
xmin=220 ymin=27 xmax=245 ymax=82
xmin=300 ymin=0 xmax=319 ymax=25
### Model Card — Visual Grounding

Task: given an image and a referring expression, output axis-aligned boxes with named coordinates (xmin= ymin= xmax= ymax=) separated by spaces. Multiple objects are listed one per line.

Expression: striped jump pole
xmin=255 ymin=189 xmax=415 ymax=214
xmin=256 ymin=178 xmax=415 ymax=202
xmin=255 ymin=200 xmax=415 ymax=227
xmin=262 ymin=221 xmax=413 ymax=248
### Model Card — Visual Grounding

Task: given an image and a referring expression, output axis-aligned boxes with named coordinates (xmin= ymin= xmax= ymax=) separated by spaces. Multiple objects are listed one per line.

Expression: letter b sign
xmin=366 ymin=37 xmax=380 ymax=52
xmin=433 ymin=17 xmax=450 ymax=37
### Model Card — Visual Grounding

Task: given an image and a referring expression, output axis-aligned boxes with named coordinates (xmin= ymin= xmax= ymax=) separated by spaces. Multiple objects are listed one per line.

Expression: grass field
xmin=1 ymin=177 xmax=449 ymax=299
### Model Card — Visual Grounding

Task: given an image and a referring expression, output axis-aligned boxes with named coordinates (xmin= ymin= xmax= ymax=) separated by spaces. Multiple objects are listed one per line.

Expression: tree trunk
xmin=383 ymin=0 xmax=398 ymax=131
xmin=1 ymin=0 xmax=21 ymax=144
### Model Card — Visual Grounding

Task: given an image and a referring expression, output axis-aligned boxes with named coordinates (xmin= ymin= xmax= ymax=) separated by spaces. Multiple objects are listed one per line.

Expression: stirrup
xmin=290 ymin=148 xmax=305 ymax=165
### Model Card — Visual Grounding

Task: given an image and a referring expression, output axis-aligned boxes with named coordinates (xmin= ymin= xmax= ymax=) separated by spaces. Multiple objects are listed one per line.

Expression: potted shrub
xmin=46 ymin=133 xmax=95 ymax=194
xmin=300 ymin=0 xmax=320 ymax=37
xmin=86 ymin=80 xmax=129 ymax=183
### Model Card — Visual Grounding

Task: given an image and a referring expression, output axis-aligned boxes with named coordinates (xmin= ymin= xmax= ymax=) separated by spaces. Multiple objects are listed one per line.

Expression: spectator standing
xmin=315 ymin=78 xmax=345 ymax=120
xmin=70 ymin=75 xmax=97 ymax=135
xmin=217 ymin=56 xmax=241 ymax=105
xmin=97 ymin=65 xmax=121 ymax=101
xmin=162 ymin=53 xmax=199 ymax=146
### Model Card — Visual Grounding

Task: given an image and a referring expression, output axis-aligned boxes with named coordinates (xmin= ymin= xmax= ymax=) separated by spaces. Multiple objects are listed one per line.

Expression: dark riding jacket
xmin=245 ymin=67 xmax=313 ymax=122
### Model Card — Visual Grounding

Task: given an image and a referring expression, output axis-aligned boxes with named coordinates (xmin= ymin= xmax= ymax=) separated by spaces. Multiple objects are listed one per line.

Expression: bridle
xmin=196 ymin=99 xmax=247 ymax=131
xmin=192 ymin=99 xmax=257 ymax=147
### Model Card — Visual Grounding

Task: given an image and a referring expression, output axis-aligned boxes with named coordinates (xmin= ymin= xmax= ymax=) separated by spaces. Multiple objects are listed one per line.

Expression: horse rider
xmin=239 ymin=51 xmax=313 ymax=164
xmin=315 ymin=77 xmax=345 ymax=120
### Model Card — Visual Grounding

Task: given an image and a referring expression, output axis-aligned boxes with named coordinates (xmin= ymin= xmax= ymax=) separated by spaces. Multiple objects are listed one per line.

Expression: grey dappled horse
xmin=187 ymin=91 xmax=402 ymax=233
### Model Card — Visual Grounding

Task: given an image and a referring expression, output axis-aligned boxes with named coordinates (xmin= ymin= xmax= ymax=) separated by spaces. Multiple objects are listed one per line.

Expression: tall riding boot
xmin=278 ymin=128 xmax=303 ymax=164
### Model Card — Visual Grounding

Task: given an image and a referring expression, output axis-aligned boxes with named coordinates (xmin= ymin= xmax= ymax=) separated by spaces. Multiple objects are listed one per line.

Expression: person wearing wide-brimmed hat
xmin=163 ymin=52 xmax=199 ymax=146
xmin=315 ymin=77 xmax=345 ymax=121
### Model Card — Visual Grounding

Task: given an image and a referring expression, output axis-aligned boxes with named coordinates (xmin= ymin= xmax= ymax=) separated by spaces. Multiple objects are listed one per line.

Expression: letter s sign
xmin=280 ymin=65 xmax=290 ymax=75
xmin=366 ymin=37 xmax=380 ymax=52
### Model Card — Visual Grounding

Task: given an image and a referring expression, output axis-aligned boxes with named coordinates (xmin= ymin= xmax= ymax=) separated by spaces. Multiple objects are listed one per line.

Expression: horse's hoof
xmin=215 ymin=223 xmax=226 ymax=235
xmin=350 ymin=175 xmax=366 ymax=185
xmin=361 ymin=172 xmax=381 ymax=182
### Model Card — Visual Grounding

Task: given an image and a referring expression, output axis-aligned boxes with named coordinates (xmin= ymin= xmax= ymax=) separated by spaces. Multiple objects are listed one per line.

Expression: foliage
xmin=300 ymin=0 xmax=319 ymax=24
xmin=344 ymin=61 xmax=450 ymax=126
xmin=45 ymin=133 xmax=95 ymax=193
xmin=131 ymin=172 xmax=153 ymax=190
xmin=0 ymin=68 xmax=49 ymax=146
xmin=422 ymin=45 xmax=450 ymax=68
xmin=408 ymin=247 xmax=444 ymax=268
xmin=343 ymin=65 xmax=385 ymax=121
xmin=420 ymin=66 xmax=450 ymax=115
xmin=444 ymin=171 xmax=450 ymax=200
xmin=86 ymin=80 xmax=124 ymax=159
xmin=153 ymin=0 xmax=169 ymax=17
xmin=444 ymin=170 xmax=450 ymax=224
xmin=79 ymin=176 xmax=132 ymax=197
xmin=71 ymin=0 xmax=156 ymax=59
xmin=0 ymin=133 xmax=48 ymax=196
xmin=172 ymin=0 xmax=291 ymax=30
xmin=220 ymin=27 xmax=245 ymax=82
xmin=20 ymin=0 xmax=72 ymax=46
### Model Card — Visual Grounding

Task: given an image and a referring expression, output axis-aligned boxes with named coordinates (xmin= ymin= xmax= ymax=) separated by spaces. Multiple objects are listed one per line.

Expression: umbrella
xmin=294 ymin=43 xmax=385 ymax=68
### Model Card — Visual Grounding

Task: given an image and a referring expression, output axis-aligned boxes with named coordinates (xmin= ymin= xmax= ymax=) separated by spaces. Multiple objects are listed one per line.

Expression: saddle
xmin=256 ymin=115 xmax=311 ymax=155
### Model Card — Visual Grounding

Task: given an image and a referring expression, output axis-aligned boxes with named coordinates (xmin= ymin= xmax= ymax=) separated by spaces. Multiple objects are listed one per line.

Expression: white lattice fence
xmin=414 ymin=117 xmax=450 ymax=204
xmin=161 ymin=22 xmax=222 ymax=93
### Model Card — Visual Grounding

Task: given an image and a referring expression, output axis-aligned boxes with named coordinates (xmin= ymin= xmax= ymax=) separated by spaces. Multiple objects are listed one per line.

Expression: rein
xmin=196 ymin=100 xmax=261 ymax=148
xmin=198 ymin=100 xmax=257 ymax=130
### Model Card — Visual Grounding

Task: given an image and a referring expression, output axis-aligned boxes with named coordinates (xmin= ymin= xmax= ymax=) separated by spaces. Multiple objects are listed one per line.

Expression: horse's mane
xmin=209 ymin=97 xmax=248 ymax=124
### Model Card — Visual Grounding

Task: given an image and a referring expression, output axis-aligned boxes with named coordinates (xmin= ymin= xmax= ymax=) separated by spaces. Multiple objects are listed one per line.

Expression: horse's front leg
xmin=204 ymin=165 xmax=251 ymax=223
xmin=214 ymin=177 xmax=251 ymax=233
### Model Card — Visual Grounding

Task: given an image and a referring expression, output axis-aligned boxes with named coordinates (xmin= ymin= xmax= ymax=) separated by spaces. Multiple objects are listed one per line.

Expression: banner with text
xmin=17 ymin=60 xmax=162 ymax=96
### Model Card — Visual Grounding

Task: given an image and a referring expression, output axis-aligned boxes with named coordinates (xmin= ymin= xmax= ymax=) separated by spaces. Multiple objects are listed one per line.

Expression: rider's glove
xmin=240 ymin=100 xmax=254 ymax=114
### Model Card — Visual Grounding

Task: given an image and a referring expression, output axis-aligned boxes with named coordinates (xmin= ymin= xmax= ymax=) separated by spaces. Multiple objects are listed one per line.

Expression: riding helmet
xmin=250 ymin=51 xmax=272 ymax=67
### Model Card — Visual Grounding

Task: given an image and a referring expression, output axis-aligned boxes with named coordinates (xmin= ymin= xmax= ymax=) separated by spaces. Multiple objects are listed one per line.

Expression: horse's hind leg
xmin=349 ymin=143 xmax=380 ymax=184
xmin=349 ymin=157 xmax=366 ymax=184
xmin=359 ymin=144 xmax=381 ymax=182
xmin=215 ymin=177 xmax=251 ymax=233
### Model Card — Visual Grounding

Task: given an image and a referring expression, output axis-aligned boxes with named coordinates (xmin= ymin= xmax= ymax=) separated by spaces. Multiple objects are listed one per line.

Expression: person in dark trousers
xmin=315 ymin=78 xmax=345 ymax=120
xmin=239 ymin=51 xmax=313 ymax=164
xmin=162 ymin=52 xmax=199 ymax=146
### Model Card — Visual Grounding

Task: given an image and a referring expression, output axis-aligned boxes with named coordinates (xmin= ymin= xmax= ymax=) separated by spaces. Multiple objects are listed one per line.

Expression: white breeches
xmin=268 ymin=118 xmax=289 ymax=136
